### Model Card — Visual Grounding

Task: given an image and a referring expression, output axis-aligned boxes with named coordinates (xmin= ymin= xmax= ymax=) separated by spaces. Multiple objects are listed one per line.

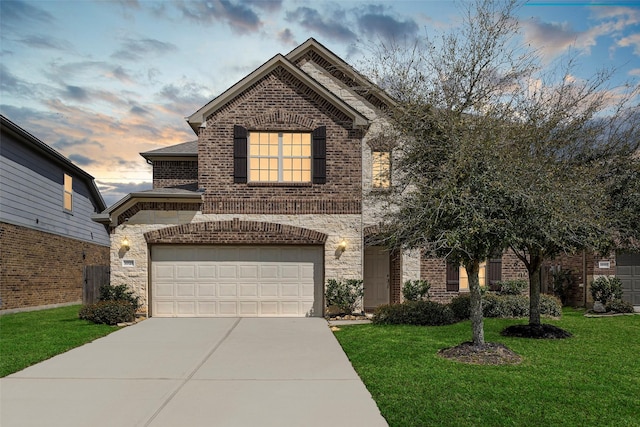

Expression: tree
xmin=364 ymin=0 xmax=640 ymax=340
xmin=366 ymin=0 xmax=531 ymax=347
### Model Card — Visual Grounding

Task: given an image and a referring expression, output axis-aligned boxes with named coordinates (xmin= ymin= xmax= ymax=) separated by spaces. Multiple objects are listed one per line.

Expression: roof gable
xmin=140 ymin=140 xmax=197 ymax=162
xmin=186 ymin=53 xmax=369 ymax=133
xmin=285 ymin=38 xmax=396 ymax=110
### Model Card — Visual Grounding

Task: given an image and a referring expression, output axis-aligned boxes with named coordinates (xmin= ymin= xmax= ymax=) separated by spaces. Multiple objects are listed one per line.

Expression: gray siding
xmin=0 ymin=134 xmax=109 ymax=246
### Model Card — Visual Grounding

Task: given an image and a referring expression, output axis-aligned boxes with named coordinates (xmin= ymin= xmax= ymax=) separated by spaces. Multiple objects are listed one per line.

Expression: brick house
xmin=94 ymin=38 xmax=532 ymax=317
xmin=0 ymin=115 xmax=110 ymax=313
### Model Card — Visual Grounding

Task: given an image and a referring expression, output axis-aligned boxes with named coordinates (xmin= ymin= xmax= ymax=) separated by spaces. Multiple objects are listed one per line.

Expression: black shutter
xmin=312 ymin=126 xmax=326 ymax=184
xmin=233 ymin=125 xmax=247 ymax=183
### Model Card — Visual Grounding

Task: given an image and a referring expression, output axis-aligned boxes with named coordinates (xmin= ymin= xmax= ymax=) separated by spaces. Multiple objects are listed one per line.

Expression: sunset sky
xmin=1 ymin=0 xmax=639 ymax=206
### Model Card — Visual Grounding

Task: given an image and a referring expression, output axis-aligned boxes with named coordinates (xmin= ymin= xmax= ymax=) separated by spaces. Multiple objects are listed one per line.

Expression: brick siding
xmin=197 ymin=67 xmax=362 ymax=215
xmin=421 ymin=250 xmax=530 ymax=304
xmin=0 ymin=222 xmax=109 ymax=310
xmin=144 ymin=219 xmax=328 ymax=245
xmin=153 ymin=160 xmax=198 ymax=190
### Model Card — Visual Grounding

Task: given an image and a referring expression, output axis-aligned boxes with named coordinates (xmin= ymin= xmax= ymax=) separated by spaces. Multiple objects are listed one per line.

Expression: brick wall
xmin=153 ymin=160 xmax=198 ymax=189
xmin=0 ymin=222 xmax=110 ymax=311
xmin=198 ymin=67 xmax=362 ymax=215
xmin=421 ymin=250 xmax=530 ymax=304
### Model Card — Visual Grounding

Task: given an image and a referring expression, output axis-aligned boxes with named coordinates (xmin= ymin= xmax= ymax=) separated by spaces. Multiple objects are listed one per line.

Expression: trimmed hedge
xmin=605 ymin=299 xmax=635 ymax=314
xmin=372 ymin=300 xmax=456 ymax=326
xmin=79 ymin=300 xmax=135 ymax=325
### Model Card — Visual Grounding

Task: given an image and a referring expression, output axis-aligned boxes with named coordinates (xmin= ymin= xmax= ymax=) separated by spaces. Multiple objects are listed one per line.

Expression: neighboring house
xmin=93 ymin=38 xmax=535 ymax=318
xmin=543 ymin=251 xmax=640 ymax=309
xmin=0 ymin=115 xmax=110 ymax=313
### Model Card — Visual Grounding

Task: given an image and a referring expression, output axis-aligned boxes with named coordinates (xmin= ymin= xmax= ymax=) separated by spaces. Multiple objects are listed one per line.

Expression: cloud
xmin=157 ymin=82 xmax=213 ymax=114
xmin=0 ymin=64 xmax=34 ymax=98
xmin=617 ymin=33 xmax=640 ymax=55
xmin=67 ymin=153 xmax=95 ymax=166
xmin=0 ymin=1 xmax=54 ymax=29
xmin=109 ymin=66 xmax=136 ymax=84
xmin=520 ymin=18 xmax=585 ymax=59
xmin=52 ymin=136 xmax=105 ymax=150
xmin=241 ymin=0 xmax=281 ymax=13
xmin=177 ymin=0 xmax=263 ymax=34
xmin=63 ymin=85 xmax=89 ymax=101
xmin=111 ymin=37 xmax=178 ymax=61
xmin=96 ymin=181 xmax=153 ymax=206
xmin=287 ymin=7 xmax=357 ymax=42
xmin=130 ymin=105 xmax=151 ymax=116
xmin=277 ymin=28 xmax=296 ymax=46
xmin=17 ymin=35 xmax=73 ymax=51
xmin=356 ymin=5 xmax=419 ymax=42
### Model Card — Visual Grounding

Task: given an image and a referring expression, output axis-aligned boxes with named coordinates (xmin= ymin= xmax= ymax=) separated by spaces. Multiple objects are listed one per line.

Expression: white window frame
xmin=248 ymin=131 xmax=311 ymax=183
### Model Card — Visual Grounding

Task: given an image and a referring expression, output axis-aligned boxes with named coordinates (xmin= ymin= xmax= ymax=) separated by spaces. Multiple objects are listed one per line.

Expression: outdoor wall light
xmin=121 ymin=237 xmax=130 ymax=251
xmin=338 ymin=239 xmax=347 ymax=252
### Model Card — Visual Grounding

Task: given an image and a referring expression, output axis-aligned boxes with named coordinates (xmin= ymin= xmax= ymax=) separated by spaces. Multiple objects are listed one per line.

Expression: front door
xmin=364 ymin=246 xmax=390 ymax=309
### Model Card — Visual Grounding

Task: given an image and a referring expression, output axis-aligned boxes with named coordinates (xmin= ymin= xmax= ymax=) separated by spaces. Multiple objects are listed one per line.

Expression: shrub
xmin=539 ymin=294 xmax=563 ymax=317
xmin=495 ymin=280 xmax=527 ymax=295
xmin=99 ymin=284 xmax=140 ymax=311
xmin=372 ymin=300 xmax=455 ymax=326
xmin=447 ymin=293 xmax=562 ymax=320
xmin=325 ymin=279 xmax=364 ymax=314
xmin=605 ymin=299 xmax=635 ymax=314
xmin=79 ymin=300 xmax=135 ymax=325
xmin=590 ymin=276 xmax=623 ymax=304
xmin=483 ymin=294 xmax=529 ymax=318
xmin=449 ymin=294 xmax=471 ymax=320
xmin=402 ymin=280 xmax=431 ymax=301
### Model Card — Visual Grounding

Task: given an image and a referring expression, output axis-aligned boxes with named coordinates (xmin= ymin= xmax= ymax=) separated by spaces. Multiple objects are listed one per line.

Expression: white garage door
xmin=151 ymin=246 xmax=323 ymax=317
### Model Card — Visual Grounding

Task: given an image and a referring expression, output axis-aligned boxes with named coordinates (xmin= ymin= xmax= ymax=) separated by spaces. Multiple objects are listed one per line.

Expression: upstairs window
xmin=372 ymin=151 xmax=391 ymax=188
xmin=248 ymin=132 xmax=311 ymax=183
xmin=63 ymin=174 xmax=73 ymax=212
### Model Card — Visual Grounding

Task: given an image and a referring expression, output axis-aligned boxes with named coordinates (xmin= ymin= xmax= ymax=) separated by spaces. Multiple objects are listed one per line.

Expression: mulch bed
xmin=438 ymin=342 xmax=523 ymax=365
xmin=500 ymin=324 xmax=573 ymax=339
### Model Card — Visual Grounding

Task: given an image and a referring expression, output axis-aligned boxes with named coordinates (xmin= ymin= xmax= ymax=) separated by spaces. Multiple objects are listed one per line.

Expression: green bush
xmin=539 ymin=294 xmax=563 ymax=317
xmin=325 ymin=279 xmax=364 ymax=314
xmin=605 ymin=299 xmax=635 ymax=314
xmin=446 ymin=293 xmax=562 ymax=320
xmin=372 ymin=300 xmax=456 ymax=326
xmin=448 ymin=294 xmax=471 ymax=320
xmin=79 ymin=300 xmax=135 ymax=325
xmin=590 ymin=276 xmax=623 ymax=304
xmin=483 ymin=294 xmax=529 ymax=318
xmin=402 ymin=280 xmax=431 ymax=301
xmin=99 ymin=284 xmax=140 ymax=311
xmin=495 ymin=280 xmax=527 ymax=295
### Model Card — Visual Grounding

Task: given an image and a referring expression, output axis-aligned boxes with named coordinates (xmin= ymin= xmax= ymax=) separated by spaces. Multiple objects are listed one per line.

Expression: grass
xmin=0 ymin=305 xmax=119 ymax=377
xmin=334 ymin=308 xmax=640 ymax=427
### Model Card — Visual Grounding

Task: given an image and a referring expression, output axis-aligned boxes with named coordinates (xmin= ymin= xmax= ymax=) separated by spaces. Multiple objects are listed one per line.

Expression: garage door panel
xmin=260 ymin=284 xmax=278 ymax=297
xmin=152 ymin=245 xmax=322 ymax=317
xmin=197 ymin=283 xmax=216 ymax=297
xmin=239 ymin=265 xmax=259 ymax=279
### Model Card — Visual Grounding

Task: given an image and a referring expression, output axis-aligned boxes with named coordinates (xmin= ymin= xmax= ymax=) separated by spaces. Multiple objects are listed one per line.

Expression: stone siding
xmin=0 ymin=222 xmax=109 ymax=311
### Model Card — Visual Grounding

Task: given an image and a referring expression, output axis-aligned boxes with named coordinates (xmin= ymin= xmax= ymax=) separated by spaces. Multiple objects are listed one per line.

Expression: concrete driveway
xmin=0 ymin=318 xmax=387 ymax=427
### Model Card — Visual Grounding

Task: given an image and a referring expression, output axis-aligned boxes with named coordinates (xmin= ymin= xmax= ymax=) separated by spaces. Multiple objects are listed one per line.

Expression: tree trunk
xmin=465 ymin=259 xmax=484 ymax=346
xmin=528 ymin=252 xmax=544 ymax=326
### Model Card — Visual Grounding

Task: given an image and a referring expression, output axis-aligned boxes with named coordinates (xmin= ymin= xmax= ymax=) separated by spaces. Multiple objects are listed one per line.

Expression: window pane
xmin=250 ymin=170 xmax=260 ymax=181
xmin=301 ymin=158 xmax=311 ymax=171
xmin=64 ymin=192 xmax=72 ymax=211
xmin=64 ymin=174 xmax=72 ymax=192
xmin=302 ymin=144 xmax=311 ymax=157
xmin=283 ymin=171 xmax=292 ymax=181
xmin=269 ymin=170 xmax=278 ymax=181
xmin=248 ymin=131 xmax=311 ymax=183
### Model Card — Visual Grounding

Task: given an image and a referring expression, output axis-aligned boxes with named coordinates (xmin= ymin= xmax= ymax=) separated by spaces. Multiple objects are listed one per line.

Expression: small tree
xmin=402 ymin=280 xmax=431 ymax=301
xmin=325 ymin=279 xmax=364 ymax=315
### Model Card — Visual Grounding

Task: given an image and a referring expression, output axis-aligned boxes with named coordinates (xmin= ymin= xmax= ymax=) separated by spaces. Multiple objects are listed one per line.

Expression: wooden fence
xmin=83 ymin=265 xmax=110 ymax=305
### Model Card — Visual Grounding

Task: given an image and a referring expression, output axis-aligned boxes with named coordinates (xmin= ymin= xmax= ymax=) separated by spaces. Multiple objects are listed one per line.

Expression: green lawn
xmin=334 ymin=309 xmax=640 ymax=427
xmin=0 ymin=305 xmax=118 ymax=377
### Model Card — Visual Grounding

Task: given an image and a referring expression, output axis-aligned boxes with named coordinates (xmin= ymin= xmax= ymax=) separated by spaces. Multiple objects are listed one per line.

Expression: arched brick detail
xmin=248 ymin=109 xmax=317 ymax=130
xmin=144 ymin=219 xmax=328 ymax=245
